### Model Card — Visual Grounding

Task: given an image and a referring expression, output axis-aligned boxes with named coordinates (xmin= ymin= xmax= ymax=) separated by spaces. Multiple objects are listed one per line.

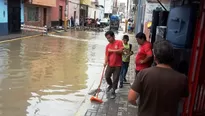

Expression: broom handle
xmin=96 ymin=66 xmax=106 ymax=97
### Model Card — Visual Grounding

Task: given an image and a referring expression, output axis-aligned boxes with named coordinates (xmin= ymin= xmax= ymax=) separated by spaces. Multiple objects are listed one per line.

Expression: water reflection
xmin=0 ymin=35 xmax=89 ymax=116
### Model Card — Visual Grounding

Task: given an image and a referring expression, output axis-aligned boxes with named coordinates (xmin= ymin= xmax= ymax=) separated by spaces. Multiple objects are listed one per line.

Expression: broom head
xmin=90 ymin=96 xmax=103 ymax=103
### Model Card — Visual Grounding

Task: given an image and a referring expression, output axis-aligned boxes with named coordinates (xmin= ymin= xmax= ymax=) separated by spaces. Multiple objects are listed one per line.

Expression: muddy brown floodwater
xmin=0 ymin=30 xmax=132 ymax=116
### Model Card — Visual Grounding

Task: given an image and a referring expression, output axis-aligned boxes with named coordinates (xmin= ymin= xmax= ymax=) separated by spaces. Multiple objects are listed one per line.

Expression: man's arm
xmin=128 ymin=72 xmax=142 ymax=105
xmin=108 ymin=41 xmax=124 ymax=54
xmin=140 ymin=44 xmax=153 ymax=64
xmin=140 ymin=55 xmax=152 ymax=64
xmin=104 ymin=55 xmax=108 ymax=67
xmin=128 ymin=89 xmax=140 ymax=106
xmin=108 ymin=48 xmax=123 ymax=53
xmin=104 ymin=46 xmax=109 ymax=67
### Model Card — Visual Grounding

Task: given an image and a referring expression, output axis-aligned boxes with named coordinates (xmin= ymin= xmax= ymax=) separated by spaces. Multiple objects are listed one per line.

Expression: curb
xmin=0 ymin=31 xmax=57 ymax=44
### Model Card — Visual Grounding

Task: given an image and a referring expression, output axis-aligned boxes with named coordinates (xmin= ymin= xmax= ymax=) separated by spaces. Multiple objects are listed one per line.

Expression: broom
xmin=90 ymin=66 xmax=106 ymax=103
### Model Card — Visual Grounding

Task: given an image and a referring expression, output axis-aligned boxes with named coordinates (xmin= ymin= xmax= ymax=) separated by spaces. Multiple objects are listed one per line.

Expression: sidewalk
xmin=83 ymin=55 xmax=138 ymax=116
xmin=0 ymin=32 xmax=40 ymax=42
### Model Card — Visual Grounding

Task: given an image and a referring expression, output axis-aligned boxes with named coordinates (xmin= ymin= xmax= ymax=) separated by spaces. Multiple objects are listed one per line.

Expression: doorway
xmin=43 ymin=8 xmax=47 ymax=26
xmin=74 ymin=11 xmax=76 ymax=21
xmin=8 ymin=0 xmax=21 ymax=33
xmin=94 ymin=11 xmax=96 ymax=19
xmin=59 ymin=6 xmax=63 ymax=26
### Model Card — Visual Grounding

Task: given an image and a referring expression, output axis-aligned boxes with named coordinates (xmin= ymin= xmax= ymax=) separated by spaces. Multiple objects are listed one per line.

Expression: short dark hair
xmin=105 ymin=30 xmax=115 ymax=37
xmin=135 ymin=32 xmax=146 ymax=41
xmin=153 ymin=40 xmax=174 ymax=65
xmin=123 ymin=35 xmax=129 ymax=41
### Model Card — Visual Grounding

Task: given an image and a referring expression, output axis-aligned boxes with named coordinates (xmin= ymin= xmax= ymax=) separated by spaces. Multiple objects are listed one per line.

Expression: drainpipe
xmin=64 ymin=0 xmax=68 ymax=31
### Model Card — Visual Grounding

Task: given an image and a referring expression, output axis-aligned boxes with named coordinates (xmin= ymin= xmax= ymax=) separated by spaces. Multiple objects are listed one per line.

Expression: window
xmin=27 ymin=7 xmax=39 ymax=21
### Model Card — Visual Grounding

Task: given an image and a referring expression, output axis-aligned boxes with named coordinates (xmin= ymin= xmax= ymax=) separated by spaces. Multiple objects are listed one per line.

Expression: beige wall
xmin=32 ymin=0 xmax=56 ymax=7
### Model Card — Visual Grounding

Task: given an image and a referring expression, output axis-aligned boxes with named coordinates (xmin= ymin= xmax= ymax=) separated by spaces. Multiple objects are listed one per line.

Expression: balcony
xmin=25 ymin=0 xmax=56 ymax=7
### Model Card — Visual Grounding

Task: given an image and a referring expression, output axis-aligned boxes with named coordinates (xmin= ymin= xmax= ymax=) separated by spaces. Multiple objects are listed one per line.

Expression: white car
xmin=100 ymin=18 xmax=109 ymax=27
xmin=122 ymin=18 xmax=126 ymax=23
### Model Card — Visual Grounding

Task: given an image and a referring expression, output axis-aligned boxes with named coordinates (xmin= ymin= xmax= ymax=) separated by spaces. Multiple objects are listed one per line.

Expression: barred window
xmin=27 ymin=7 xmax=39 ymax=21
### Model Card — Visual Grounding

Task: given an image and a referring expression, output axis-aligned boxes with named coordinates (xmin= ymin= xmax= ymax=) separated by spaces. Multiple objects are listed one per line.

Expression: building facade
xmin=98 ymin=0 xmax=105 ymax=20
xmin=68 ymin=0 xmax=80 ymax=23
xmin=0 ymin=0 xmax=24 ymax=36
xmin=104 ymin=0 xmax=113 ymax=17
xmin=80 ymin=0 xmax=91 ymax=19
xmin=51 ymin=0 xmax=66 ymax=27
xmin=24 ymin=0 xmax=56 ymax=28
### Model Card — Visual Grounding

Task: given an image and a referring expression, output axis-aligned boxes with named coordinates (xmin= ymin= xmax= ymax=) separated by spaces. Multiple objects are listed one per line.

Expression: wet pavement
xmin=81 ymin=56 xmax=138 ymax=116
xmin=0 ymin=30 xmax=138 ymax=116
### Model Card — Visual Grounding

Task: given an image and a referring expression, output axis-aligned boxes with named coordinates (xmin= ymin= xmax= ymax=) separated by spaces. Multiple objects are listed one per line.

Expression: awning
xmin=95 ymin=5 xmax=104 ymax=8
xmin=80 ymin=0 xmax=91 ymax=6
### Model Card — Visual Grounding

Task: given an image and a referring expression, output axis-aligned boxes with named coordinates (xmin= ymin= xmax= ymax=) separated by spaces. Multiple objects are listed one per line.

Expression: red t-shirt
xmin=106 ymin=40 xmax=124 ymax=67
xmin=135 ymin=41 xmax=153 ymax=71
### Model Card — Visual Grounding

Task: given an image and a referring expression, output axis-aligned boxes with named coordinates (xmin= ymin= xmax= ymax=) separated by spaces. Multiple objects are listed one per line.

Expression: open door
xmin=8 ymin=0 xmax=21 ymax=33
xmin=43 ymin=8 xmax=47 ymax=26
xmin=59 ymin=6 xmax=63 ymax=26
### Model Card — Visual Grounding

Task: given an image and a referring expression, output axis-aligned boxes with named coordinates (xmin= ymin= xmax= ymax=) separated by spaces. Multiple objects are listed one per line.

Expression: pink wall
xmin=51 ymin=0 xmax=65 ymax=21
xmin=68 ymin=0 xmax=80 ymax=19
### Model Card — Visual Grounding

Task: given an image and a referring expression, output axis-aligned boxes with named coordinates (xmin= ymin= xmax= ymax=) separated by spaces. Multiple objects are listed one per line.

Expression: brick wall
xmin=24 ymin=4 xmax=51 ymax=27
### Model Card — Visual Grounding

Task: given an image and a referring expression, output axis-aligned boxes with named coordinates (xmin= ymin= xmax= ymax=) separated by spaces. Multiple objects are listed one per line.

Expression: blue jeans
xmin=120 ymin=62 xmax=129 ymax=84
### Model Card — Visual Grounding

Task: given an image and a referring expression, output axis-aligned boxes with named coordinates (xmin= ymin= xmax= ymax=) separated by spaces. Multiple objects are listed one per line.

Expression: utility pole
xmin=64 ymin=0 xmax=68 ymax=31
xmin=125 ymin=0 xmax=128 ymax=33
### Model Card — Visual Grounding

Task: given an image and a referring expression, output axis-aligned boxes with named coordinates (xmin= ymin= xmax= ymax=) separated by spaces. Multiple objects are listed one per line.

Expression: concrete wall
xmin=51 ymin=0 xmax=65 ymax=22
xmin=104 ymin=0 xmax=113 ymax=14
xmin=88 ymin=6 xmax=101 ymax=19
xmin=98 ymin=7 xmax=104 ymax=19
xmin=21 ymin=2 xmax=24 ymax=23
xmin=0 ymin=0 xmax=24 ymax=36
xmin=0 ymin=0 xmax=8 ymax=35
xmin=98 ymin=0 xmax=105 ymax=19
xmin=0 ymin=0 xmax=8 ymax=23
xmin=68 ymin=0 xmax=80 ymax=19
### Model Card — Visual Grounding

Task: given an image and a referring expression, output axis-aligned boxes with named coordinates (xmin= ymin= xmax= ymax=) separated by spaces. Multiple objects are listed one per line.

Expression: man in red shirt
xmin=135 ymin=32 xmax=153 ymax=75
xmin=104 ymin=31 xmax=124 ymax=99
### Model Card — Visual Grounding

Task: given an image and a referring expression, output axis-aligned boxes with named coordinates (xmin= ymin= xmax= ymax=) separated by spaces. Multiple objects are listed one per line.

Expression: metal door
xmin=182 ymin=0 xmax=205 ymax=116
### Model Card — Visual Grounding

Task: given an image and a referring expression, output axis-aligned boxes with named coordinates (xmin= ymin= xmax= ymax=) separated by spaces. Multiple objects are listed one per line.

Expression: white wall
xmin=98 ymin=0 xmax=105 ymax=19
xmin=98 ymin=7 xmax=104 ymax=19
xmin=88 ymin=6 xmax=105 ymax=19
xmin=68 ymin=0 xmax=80 ymax=19
xmin=104 ymin=0 xmax=113 ymax=14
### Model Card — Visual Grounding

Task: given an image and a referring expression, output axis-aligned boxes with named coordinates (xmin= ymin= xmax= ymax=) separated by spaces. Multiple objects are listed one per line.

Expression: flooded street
xmin=0 ymin=30 xmax=135 ymax=116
